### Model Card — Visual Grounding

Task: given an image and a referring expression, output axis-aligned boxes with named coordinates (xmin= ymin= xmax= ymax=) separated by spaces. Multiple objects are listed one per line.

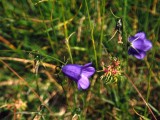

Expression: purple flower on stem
xmin=62 ymin=63 xmax=95 ymax=90
xmin=128 ymin=32 xmax=152 ymax=59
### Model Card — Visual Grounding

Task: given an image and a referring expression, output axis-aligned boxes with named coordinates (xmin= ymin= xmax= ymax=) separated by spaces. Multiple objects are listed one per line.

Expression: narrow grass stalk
xmin=123 ymin=0 xmax=128 ymax=45
xmin=38 ymin=5 xmax=54 ymax=51
xmin=35 ymin=62 xmax=40 ymax=95
xmin=85 ymin=0 xmax=98 ymax=68
xmin=123 ymin=0 xmax=129 ymax=71
xmin=145 ymin=59 xmax=152 ymax=117
xmin=0 ymin=60 xmax=53 ymax=114
xmin=91 ymin=28 xmax=98 ymax=67
xmin=125 ymin=73 xmax=157 ymax=120
xmin=98 ymin=0 xmax=105 ymax=59
xmin=65 ymin=32 xmax=75 ymax=64
xmin=144 ymin=0 xmax=152 ymax=117
xmin=0 ymin=57 xmax=56 ymax=70
xmin=145 ymin=16 xmax=160 ymax=118
xmin=61 ymin=2 xmax=73 ymax=64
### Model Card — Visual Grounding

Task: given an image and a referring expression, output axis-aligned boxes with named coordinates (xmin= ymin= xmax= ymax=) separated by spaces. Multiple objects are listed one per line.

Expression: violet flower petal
xmin=134 ymin=32 xmax=146 ymax=39
xmin=83 ymin=63 xmax=93 ymax=68
xmin=128 ymin=32 xmax=152 ymax=59
xmin=128 ymin=32 xmax=146 ymax=42
xmin=77 ymin=75 xmax=90 ymax=90
xmin=128 ymin=36 xmax=137 ymax=42
xmin=62 ymin=64 xmax=82 ymax=81
xmin=62 ymin=63 xmax=95 ymax=90
xmin=128 ymin=47 xmax=146 ymax=59
xmin=132 ymin=39 xmax=152 ymax=52
xmin=142 ymin=39 xmax=152 ymax=51
xmin=82 ymin=66 xmax=95 ymax=78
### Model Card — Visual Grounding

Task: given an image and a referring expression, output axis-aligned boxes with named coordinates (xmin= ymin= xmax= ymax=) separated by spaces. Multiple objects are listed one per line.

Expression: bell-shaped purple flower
xmin=62 ymin=63 xmax=95 ymax=90
xmin=128 ymin=32 xmax=152 ymax=59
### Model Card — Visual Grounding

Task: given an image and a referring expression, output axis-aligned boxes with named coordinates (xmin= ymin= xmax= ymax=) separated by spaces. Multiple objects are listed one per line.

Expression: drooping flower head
xmin=62 ymin=63 xmax=95 ymax=90
xmin=128 ymin=32 xmax=152 ymax=59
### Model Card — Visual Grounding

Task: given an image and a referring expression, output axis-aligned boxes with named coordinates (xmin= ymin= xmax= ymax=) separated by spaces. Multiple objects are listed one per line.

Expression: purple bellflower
xmin=128 ymin=32 xmax=152 ymax=59
xmin=62 ymin=63 xmax=95 ymax=90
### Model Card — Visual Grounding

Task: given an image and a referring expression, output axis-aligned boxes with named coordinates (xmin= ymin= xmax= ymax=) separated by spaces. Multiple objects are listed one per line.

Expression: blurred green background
xmin=0 ymin=0 xmax=160 ymax=119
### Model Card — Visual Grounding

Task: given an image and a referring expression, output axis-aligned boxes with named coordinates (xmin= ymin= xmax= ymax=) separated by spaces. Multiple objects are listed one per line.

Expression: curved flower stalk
xmin=62 ymin=63 xmax=95 ymax=90
xmin=128 ymin=32 xmax=152 ymax=59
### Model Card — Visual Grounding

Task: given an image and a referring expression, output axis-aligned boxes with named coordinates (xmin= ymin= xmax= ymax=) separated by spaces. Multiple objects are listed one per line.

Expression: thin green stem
xmin=145 ymin=60 xmax=152 ymax=110
xmin=123 ymin=0 xmax=129 ymax=73
xmin=91 ymin=27 xmax=97 ymax=67
xmin=38 ymin=5 xmax=54 ymax=51
xmin=61 ymin=2 xmax=73 ymax=64
xmin=144 ymin=17 xmax=160 ymax=119
xmin=125 ymin=73 xmax=157 ymax=120
xmin=123 ymin=0 xmax=128 ymax=50
xmin=99 ymin=0 xmax=105 ymax=60
xmin=65 ymin=32 xmax=75 ymax=64
xmin=35 ymin=74 xmax=40 ymax=95
xmin=85 ymin=0 xmax=98 ymax=68
xmin=144 ymin=0 xmax=152 ymax=117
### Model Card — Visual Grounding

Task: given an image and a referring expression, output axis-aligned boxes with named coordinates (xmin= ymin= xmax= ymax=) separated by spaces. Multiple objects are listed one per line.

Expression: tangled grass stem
xmin=0 ymin=57 xmax=56 ymax=70
xmin=0 ymin=59 xmax=53 ymax=114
